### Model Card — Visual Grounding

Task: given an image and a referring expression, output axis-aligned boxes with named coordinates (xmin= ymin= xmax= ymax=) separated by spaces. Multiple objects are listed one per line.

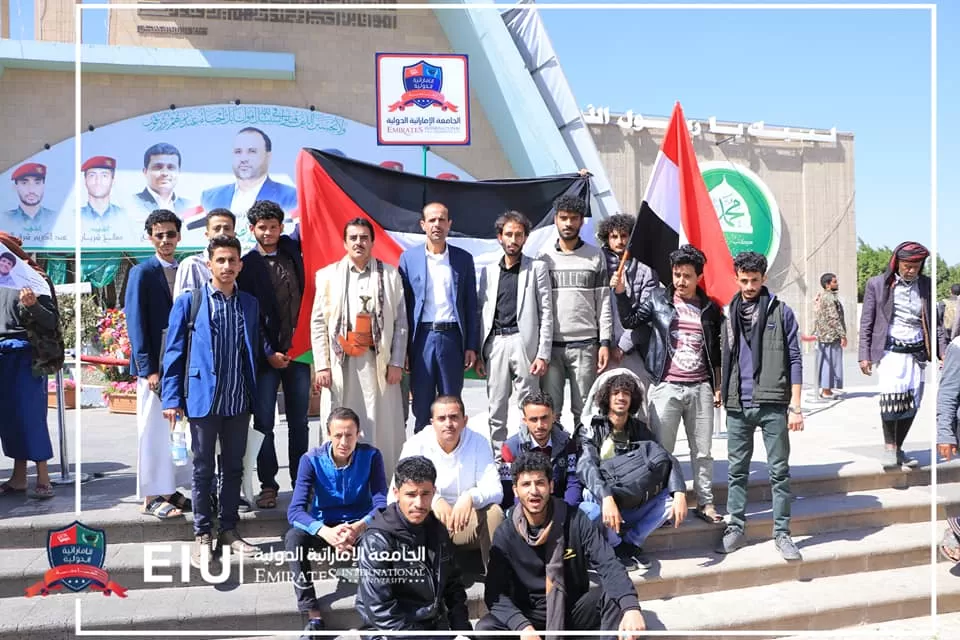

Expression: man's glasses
xmin=152 ymin=231 xmax=178 ymax=240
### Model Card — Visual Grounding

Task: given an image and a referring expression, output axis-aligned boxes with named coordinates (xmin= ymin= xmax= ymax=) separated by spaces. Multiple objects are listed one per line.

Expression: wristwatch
xmin=788 ymin=405 xmax=803 ymax=415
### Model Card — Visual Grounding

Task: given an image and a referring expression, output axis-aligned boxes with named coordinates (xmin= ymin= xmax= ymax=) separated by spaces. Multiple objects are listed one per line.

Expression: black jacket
xmin=616 ymin=285 xmax=722 ymax=389
xmin=355 ymin=503 xmax=471 ymax=633
xmin=485 ymin=499 xmax=641 ymax=630
xmin=576 ymin=415 xmax=685 ymax=502
xmin=499 ymin=424 xmax=582 ymax=509
xmin=236 ymin=234 xmax=304 ymax=358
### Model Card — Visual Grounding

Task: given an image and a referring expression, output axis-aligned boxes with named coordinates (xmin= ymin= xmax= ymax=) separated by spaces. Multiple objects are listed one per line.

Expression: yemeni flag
xmin=289 ymin=149 xmax=591 ymax=363
xmin=629 ymin=102 xmax=738 ymax=307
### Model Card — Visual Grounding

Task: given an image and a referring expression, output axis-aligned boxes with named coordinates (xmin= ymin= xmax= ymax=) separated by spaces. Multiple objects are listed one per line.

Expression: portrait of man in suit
xmin=132 ymin=143 xmax=198 ymax=224
xmin=475 ymin=210 xmax=553 ymax=457
xmin=200 ymin=127 xmax=297 ymax=219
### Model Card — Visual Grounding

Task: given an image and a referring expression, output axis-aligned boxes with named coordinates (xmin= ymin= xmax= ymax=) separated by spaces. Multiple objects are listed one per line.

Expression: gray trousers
xmin=484 ymin=334 xmax=540 ymax=455
xmin=648 ymin=380 xmax=715 ymax=506
xmin=542 ymin=343 xmax=598 ymax=430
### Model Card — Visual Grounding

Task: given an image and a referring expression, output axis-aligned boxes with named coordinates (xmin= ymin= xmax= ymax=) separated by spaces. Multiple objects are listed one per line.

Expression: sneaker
xmin=191 ymin=533 xmax=217 ymax=570
xmin=218 ymin=529 xmax=259 ymax=557
xmin=881 ymin=448 xmax=899 ymax=469
xmin=897 ymin=450 xmax=920 ymax=469
xmin=716 ymin=526 xmax=745 ymax=554
xmin=300 ymin=617 xmax=326 ymax=640
xmin=237 ymin=497 xmax=252 ymax=513
xmin=614 ymin=542 xmax=640 ymax=570
xmin=775 ymin=533 xmax=802 ymax=562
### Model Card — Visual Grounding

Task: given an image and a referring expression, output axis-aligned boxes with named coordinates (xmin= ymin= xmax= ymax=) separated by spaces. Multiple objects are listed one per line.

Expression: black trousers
xmin=284 ymin=526 xmax=338 ymax=612
xmin=476 ymin=587 xmax=625 ymax=639
xmin=882 ymin=417 xmax=915 ymax=448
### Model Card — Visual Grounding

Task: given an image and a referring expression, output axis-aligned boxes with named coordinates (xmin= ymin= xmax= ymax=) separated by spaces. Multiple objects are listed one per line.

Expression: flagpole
xmin=614 ymin=249 xmax=630 ymax=287
xmin=422 ymin=145 xmax=429 ymax=176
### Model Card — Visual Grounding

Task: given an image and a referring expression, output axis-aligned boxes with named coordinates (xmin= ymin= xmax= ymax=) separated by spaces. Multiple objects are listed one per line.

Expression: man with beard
xmin=537 ymin=195 xmax=612 ymax=431
xmin=4 ymin=163 xmax=57 ymax=240
xmin=812 ymin=272 xmax=847 ymax=400
xmin=398 ymin=203 xmax=480 ymax=432
xmin=475 ymin=210 xmax=552 ymax=457
xmin=201 ymin=127 xmax=297 ymax=218
xmin=125 ymin=209 xmax=193 ymax=520
xmin=478 ymin=451 xmax=646 ymax=637
xmin=859 ymin=241 xmax=940 ymax=469
xmin=717 ymin=251 xmax=804 ymax=561
xmin=356 ymin=455 xmax=472 ymax=637
xmin=311 ymin=217 xmax=407 ymax=480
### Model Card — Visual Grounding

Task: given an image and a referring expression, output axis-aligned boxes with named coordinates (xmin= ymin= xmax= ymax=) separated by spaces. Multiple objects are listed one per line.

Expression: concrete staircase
xmin=4 ymin=459 xmax=960 ymax=639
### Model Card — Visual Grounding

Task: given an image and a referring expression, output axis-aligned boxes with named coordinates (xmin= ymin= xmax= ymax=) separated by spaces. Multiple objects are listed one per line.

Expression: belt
xmin=552 ymin=339 xmax=598 ymax=348
xmin=422 ymin=321 xmax=458 ymax=332
xmin=492 ymin=326 xmax=520 ymax=336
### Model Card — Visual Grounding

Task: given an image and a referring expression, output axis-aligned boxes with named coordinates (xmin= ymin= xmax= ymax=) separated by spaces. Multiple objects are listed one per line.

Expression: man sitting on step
xmin=284 ymin=406 xmax=388 ymax=639
xmin=478 ymin=451 xmax=647 ymax=638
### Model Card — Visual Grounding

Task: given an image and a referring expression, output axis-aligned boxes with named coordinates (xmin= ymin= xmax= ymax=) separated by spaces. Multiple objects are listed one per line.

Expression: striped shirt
xmin=207 ymin=283 xmax=250 ymax=417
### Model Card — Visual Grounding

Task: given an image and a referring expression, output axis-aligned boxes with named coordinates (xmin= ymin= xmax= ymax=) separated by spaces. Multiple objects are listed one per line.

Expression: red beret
xmin=380 ymin=161 xmax=404 ymax=172
xmin=81 ymin=156 xmax=117 ymax=173
xmin=11 ymin=163 xmax=46 ymax=181
xmin=436 ymin=172 xmax=460 ymax=181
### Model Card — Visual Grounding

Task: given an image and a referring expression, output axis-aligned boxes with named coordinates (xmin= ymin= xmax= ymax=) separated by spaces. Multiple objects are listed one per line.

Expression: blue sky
xmin=7 ymin=1 xmax=953 ymax=262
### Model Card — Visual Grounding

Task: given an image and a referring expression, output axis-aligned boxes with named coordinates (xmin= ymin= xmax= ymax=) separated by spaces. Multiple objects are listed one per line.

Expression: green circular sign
xmin=700 ymin=162 xmax=782 ymax=265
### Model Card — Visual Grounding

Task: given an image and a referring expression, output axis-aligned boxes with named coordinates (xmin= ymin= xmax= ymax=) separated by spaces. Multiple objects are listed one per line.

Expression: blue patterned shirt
xmin=207 ymin=283 xmax=250 ymax=416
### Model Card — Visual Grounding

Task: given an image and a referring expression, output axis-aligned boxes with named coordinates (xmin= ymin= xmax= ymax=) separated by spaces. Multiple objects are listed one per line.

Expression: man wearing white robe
xmin=311 ymin=218 xmax=407 ymax=480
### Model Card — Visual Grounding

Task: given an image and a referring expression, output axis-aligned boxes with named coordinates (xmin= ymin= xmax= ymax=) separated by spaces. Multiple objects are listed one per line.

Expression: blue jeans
xmin=410 ymin=326 xmax=465 ymax=431
xmin=190 ymin=413 xmax=249 ymax=535
xmin=253 ymin=361 xmax=311 ymax=490
xmin=579 ymin=487 xmax=671 ymax=548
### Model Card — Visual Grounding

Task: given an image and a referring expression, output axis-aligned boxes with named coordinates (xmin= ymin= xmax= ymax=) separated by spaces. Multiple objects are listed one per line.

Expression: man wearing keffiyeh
xmin=859 ymin=241 xmax=941 ymax=470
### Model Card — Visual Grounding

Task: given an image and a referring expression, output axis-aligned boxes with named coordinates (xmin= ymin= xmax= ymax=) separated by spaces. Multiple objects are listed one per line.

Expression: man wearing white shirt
xmin=174 ymin=209 xmax=237 ymax=297
xmin=395 ymin=395 xmax=504 ymax=570
xmin=132 ymin=143 xmax=198 ymax=223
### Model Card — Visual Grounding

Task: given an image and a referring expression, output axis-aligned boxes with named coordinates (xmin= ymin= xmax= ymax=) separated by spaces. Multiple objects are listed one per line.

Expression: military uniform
xmin=5 ymin=163 xmax=58 ymax=243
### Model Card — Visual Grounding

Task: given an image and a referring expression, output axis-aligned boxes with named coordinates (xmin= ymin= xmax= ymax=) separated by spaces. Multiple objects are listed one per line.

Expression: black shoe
xmin=237 ymin=497 xmax=252 ymax=513
xmin=716 ymin=525 xmax=745 ymax=554
xmin=614 ymin=542 xmax=645 ymax=571
xmin=300 ymin=617 xmax=325 ymax=639
xmin=775 ymin=533 xmax=802 ymax=562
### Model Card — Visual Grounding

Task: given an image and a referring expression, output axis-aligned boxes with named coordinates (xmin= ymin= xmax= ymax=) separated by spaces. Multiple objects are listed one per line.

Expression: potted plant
xmin=103 ymin=380 xmax=137 ymax=414
xmin=47 ymin=378 xmax=77 ymax=410
xmin=96 ymin=308 xmax=137 ymax=414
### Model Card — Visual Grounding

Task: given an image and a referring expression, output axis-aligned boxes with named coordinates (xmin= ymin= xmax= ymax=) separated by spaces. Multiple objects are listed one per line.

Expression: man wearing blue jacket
xmin=284 ymin=406 xmax=388 ymax=638
xmin=161 ymin=235 xmax=261 ymax=571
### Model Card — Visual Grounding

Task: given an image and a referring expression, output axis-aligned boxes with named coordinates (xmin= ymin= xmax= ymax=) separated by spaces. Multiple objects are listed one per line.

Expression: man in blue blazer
xmin=162 ymin=234 xmax=261 ymax=570
xmin=200 ymin=127 xmax=297 ymax=219
xmin=125 ymin=209 xmax=192 ymax=520
xmin=398 ymin=202 xmax=480 ymax=431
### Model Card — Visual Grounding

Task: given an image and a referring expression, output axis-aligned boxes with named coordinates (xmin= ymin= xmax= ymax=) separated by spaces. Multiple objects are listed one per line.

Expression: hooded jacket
xmin=355 ymin=503 xmax=471 ymax=633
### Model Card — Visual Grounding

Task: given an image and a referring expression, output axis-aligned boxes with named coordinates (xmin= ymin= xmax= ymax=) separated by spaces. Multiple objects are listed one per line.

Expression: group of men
xmin=124 ymin=191 xmax=813 ymax=637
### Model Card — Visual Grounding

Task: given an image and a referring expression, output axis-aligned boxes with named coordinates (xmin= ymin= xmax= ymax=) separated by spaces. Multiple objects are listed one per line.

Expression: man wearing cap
xmin=4 ymin=163 xmax=58 ymax=241
xmin=81 ymin=156 xmax=128 ymax=239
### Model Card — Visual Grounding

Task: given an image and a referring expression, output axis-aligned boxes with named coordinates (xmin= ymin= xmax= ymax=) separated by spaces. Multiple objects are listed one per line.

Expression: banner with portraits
xmin=0 ymin=104 xmax=474 ymax=253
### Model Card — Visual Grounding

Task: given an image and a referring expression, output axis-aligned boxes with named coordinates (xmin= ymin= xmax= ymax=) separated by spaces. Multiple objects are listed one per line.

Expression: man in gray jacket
xmin=937 ymin=335 xmax=960 ymax=564
xmin=476 ymin=211 xmax=552 ymax=457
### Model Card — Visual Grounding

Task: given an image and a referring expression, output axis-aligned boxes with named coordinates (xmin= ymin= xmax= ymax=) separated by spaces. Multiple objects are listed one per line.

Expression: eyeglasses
xmin=152 ymin=231 xmax=178 ymax=240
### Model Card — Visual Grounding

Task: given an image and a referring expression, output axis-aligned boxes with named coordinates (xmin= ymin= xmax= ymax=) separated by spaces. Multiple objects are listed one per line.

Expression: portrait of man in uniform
xmin=4 ymin=163 xmax=58 ymax=241
xmin=81 ymin=155 xmax=129 ymax=243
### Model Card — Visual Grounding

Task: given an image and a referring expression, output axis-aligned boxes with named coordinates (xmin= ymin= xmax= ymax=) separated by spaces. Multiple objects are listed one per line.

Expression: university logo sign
xmin=25 ymin=521 xmax=127 ymax=597
xmin=392 ymin=61 xmax=457 ymax=111
xmin=701 ymin=162 xmax=782 ymax=266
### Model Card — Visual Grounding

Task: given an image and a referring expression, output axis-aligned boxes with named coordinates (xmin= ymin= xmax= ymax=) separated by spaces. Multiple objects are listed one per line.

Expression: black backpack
xmin=599 ymin=440 xmax=673 ymax=510
xmin=160 ymin=288 xmax=203 ymax=400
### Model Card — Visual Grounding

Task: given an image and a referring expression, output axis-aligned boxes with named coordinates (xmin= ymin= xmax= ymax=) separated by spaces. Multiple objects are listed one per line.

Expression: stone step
xmin=0 ymin=519 xmax=935 ymax=601
xmin=7 ymin=559 xmax=958 ymax=638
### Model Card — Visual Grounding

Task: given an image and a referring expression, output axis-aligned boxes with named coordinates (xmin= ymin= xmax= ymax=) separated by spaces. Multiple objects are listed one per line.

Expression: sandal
xmin=255 ymin=487 xmax=278 ymax=509
xmin=28 ymin=484 xmax=54 ymax=500
xmin=940 ymin=528 xmax=960 ymax=563
xmin=167 ymin=491 xmax=192 ymax=512
xmin=694 ymin=504 xmax=724 ymax=524
xmin=140 ymin=496 xmax=183 ymax=519
xmin=0 ymin=481 xmax=26 ymax=497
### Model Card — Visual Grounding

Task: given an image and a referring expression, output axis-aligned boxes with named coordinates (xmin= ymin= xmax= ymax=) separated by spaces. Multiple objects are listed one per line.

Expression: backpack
xmin=21 ymin=276 xmax=66 ymax=376
xmin=599 ymin=439 xmax=673 ymax=510
xmin=160 ymin=288 xmax=203 ymax=400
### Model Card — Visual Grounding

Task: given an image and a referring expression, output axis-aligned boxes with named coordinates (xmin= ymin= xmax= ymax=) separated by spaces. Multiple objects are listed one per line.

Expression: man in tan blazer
xmin=311 ymin=217 xmax=407 ymax=480
xmin=475 ymin=211 xmax=553 ymax=458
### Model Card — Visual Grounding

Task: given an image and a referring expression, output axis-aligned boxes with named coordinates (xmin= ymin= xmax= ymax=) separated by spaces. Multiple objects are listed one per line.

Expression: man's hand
xmin=450 ymin=494 xmax=474 ymax=534
xmin=146 ymin=372 xmax=160 ymax=393
xmin=474 ymin=359 xmax=486 ymax=378
xmin=432 ymin=498 xmax=453 ymax=529
xmin=859 ymin=360 xmax=872 ymax=376
xmin=597 ymin=346 xmax=610 ymax=373
xmin=610 ymin=347 xmax=624 ymax=366
xmin=348 ymin=519 xmax=367 ymax=540
xmin=319 ymin=524 xmax=354 ymax=549
xmin=162 ymin=408 xmax=181 ymax=429
xmin=18 ymin=288 xmax=37 ymax=307
xmin=939 ymin=444 xmax=958 ymax=461
xmin=386 ymin=365 xmax=403 ymax=385
xmin=602 ymin=495 xmax=622 ymax=534
xmin=671 ymin=492 xmax=687 ymax=528
xmin=519 ymin=625 xmax=542 ymax=640
xmin=713 ymin=389 xmax=722 ymax=408
xmin=609 ymin=272 xmax=626 ymax=294
xmin=316 ymin=368 xmax=332 ymax=390
xmin=618 ymin=609 xmax=646 ymax=640
xmin=268 ymin=352 xmax=290 ymax=370
xmin=841 ymin=336 xmax=848 ymax=349
xmin=464 ymin=350 xmax=477 ymax=371
xmin=529 ymin=358 xmax=548 ymax=377
xmin=788 ymin=410 xmax=805 ymax=432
